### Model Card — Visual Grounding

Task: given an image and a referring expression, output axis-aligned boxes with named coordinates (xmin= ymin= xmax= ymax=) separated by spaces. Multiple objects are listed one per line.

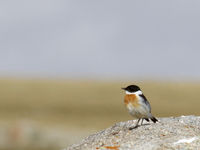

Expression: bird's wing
xmin=139 ymin=94 xmax=151 ymax=112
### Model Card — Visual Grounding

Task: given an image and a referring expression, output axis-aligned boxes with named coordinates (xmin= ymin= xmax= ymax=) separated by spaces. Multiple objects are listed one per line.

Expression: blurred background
xmin=1 ymin=0 xmax=200 ymax=150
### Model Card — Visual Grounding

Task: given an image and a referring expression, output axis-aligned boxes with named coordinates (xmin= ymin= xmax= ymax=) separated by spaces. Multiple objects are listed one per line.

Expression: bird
xmin=122 ymin=85 xmax=158 ymax=129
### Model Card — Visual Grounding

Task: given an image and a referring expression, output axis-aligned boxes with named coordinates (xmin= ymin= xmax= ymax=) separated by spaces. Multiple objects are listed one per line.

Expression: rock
xmin=66 ymin=116 xmax=200 ymax=150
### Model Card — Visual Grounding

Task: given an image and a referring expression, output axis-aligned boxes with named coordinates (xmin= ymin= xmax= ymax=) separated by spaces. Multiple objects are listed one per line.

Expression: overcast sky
xmin=1 ymin=0 xmax=200 ymax=80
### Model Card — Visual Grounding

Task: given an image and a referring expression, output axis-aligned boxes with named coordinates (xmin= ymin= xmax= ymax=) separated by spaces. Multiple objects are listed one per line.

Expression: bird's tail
xmin=150 ymin=116 xmax=158 ymax=123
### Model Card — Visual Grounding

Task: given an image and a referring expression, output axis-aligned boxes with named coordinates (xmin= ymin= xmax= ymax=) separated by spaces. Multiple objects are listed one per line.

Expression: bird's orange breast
xmin=124 ymin=94 xmax=140 ymax=107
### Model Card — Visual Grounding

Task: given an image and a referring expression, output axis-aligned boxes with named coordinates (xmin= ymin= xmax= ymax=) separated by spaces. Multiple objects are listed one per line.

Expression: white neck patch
xmin=125 ymin=90 xmax=142 ymax=95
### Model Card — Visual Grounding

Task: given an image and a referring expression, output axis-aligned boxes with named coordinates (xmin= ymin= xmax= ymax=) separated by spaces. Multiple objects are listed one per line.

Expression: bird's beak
xmin=121 ymin=87 xmax=126 ymax=90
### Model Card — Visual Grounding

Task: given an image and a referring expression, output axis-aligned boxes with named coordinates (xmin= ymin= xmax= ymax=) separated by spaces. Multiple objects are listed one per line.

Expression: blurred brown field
xmin=0 ymin=78 xmax=200 ymax=150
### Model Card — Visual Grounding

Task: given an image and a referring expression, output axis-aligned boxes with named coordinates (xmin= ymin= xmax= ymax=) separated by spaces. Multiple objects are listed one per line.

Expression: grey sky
xmin=1 ymin=0 xmax=200 ymax=79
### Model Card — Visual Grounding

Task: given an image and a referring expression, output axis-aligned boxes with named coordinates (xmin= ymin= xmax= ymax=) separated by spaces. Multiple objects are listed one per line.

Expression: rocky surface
xmin=66 ymin=116 xmax=200 ymax=150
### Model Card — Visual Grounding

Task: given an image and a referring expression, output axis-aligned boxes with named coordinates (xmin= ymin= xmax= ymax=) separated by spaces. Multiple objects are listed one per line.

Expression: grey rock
xmin=66 ymin=116 xmax=200 ymax=150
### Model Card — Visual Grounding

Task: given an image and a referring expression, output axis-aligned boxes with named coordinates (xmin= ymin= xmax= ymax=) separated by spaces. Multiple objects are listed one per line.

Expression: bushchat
xmin=122 ymin=85 xmax=158 ymax=129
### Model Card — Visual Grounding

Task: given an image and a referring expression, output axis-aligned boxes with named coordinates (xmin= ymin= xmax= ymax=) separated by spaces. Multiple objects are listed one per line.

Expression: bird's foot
xmin=129 ymin=125 xmax=139 ymax=130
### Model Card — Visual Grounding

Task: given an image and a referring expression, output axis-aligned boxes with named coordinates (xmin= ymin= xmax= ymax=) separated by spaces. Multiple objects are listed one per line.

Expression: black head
xmin=121 ymin=85 xmax=141 ymax=93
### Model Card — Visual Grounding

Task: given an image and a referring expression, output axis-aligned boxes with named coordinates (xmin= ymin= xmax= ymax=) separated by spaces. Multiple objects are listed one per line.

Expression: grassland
xmin=0 ymin=78 xmax=200 ymax=149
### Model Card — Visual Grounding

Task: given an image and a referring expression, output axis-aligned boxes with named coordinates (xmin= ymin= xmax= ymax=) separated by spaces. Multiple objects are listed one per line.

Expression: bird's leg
xmin=129 ymin=119 xmax=140 ymax=130
xmin=136 ymin=118 xmax=141 ymax=127
xmin=141 ymin=118 xmax=144 ymax=125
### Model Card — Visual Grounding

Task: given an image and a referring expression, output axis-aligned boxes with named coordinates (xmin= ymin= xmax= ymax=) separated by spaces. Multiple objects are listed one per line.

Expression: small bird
xmin=122 ymin=85 xmax=158 ymax=129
